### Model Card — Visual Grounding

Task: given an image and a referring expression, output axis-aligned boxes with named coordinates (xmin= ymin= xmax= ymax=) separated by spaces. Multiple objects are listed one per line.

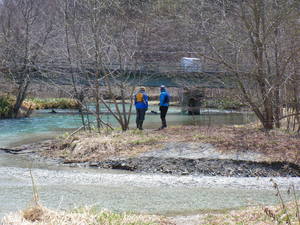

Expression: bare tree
xmin=0 ymin=0 xmax=56 ymax=118
xmin=184 ymin=0 xmax=300 ymax=130
xmin=68 ymin=0 xmax=150 ymax=131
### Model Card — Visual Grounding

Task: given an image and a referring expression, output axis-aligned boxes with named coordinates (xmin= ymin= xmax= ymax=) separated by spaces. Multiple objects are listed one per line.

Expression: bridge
xmin=30 ymin=62 xmax=235 ymax=89
xmin=130 ymin=70 xmax=234 ymax=88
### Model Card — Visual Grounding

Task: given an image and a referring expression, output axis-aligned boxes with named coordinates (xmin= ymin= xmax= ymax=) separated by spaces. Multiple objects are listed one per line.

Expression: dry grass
xmin=3 ymin=201 xmax=300 ymax=225
xmin=42 ymin=129 xmax=166 ymax=162
xmin=199 ymin=201 xmax=300 ymax=225
xmin=41 ymin=125 xmax=300 ymax=165
xmin=24 ymin=98 xmax=79 ymax=110
xmin=2 ymin=205 xmax=170 ymax=225
xmin=189 ymin=125 xmax=300 ymax=165
xmin=21 ymin=205 xmax=44 ymax=222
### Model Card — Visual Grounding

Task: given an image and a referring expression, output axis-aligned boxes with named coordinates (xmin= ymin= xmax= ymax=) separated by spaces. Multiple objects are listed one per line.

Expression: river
xmin=0 ymin=106 xmax=254 ymax=147
xmin=1 ymin=107 xmax=299 ymax=219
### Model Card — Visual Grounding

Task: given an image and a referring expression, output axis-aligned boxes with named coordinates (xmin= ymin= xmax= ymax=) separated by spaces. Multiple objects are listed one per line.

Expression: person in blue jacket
xmin=134 ymin=86 xmax=148 ymax=130
xmin=159 ymin=85 xmax=170 ymax=129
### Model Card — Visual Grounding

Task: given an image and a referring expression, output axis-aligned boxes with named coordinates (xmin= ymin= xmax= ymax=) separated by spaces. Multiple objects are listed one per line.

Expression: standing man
xmin=134 ymin=86 xmax=148 ymax=130
xmin=159 ymin=85 xmax=170 ymax=129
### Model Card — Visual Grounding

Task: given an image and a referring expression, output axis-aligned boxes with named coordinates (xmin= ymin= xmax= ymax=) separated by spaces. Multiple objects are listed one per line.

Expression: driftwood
xmin=0 ymin=148 xmax=26 ymax=154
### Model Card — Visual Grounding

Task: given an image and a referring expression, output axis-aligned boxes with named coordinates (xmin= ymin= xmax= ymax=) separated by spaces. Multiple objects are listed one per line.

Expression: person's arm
xmin=166 ymin=93 xmax=170 ymax=104
xmin=144 ymin=94 xmax=149 ymax=110
xmin=163 ymin=92 xmax=168 ymax=105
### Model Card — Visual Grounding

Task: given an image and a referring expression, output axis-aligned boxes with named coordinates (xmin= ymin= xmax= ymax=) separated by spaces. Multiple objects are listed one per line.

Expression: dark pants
xmin=136 ymin=108 xmax=146 ymax=129
xmin=159 ymin=106 xmax=168 ymax=128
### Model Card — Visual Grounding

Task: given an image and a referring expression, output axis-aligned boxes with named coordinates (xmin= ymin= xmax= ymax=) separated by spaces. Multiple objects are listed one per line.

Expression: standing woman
xmin=159 ymin=85 xmax=170 ymax=129
xmin=134 ymin=86 xmax=148 ymax=130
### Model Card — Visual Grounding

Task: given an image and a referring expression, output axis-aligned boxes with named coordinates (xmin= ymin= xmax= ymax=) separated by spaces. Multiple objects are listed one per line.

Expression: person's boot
xmin=162 ymin=119 xmax=167 ymax=128
xmin=139 ymin=121 xmax=144 ymax=130
xmin=158 ymin=124 xmax=165 ymax=130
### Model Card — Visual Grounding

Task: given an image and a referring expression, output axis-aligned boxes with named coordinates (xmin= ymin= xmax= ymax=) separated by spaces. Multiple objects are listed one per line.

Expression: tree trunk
xmin=12 ymin=77 xmax=30 ymax=118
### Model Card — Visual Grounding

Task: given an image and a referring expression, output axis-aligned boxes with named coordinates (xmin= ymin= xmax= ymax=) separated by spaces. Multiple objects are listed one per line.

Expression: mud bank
xmin=72 ymin=157 xmax=300 ymax=177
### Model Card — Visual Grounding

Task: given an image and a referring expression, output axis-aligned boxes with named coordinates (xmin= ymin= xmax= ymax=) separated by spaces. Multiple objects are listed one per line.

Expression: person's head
xmin=139 ymin=86 xmax=146 ymax=92
xmin=160 ymin=85 xmax=166 ymax=92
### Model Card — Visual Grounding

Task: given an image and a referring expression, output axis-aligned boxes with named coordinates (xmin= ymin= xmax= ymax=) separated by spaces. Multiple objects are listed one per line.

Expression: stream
xmin=1 ymin=107 xmax=299 ymax=219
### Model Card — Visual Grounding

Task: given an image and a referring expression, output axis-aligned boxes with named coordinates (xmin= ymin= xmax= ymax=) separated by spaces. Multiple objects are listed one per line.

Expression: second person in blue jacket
xmin=159 ymin=85 xmax=170 ymax=129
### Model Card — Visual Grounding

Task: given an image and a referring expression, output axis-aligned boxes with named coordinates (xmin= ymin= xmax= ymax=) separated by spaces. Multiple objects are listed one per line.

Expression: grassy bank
xmin=0 ymin=96 xmax=79 ymax=119
xmin=25 ymin=98 xmax=79 ymax=110
xmin=43 ymin=125 xmax=300 ymax=165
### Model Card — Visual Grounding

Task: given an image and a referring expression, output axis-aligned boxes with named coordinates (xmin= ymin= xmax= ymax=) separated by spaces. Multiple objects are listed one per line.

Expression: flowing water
xmin=1 ymin=107 xmax=299 ymax=218
xmin=0 ymin=106 xmax=254 ymax=147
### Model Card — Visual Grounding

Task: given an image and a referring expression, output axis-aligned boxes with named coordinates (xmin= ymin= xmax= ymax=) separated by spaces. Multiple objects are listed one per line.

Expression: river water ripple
xmin=1 ymin=153 xmax=300 ymax=218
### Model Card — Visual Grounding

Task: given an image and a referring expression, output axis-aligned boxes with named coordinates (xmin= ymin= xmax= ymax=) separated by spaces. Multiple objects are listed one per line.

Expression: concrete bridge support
xmin=180 ymin=88 xmax=204 ymax=115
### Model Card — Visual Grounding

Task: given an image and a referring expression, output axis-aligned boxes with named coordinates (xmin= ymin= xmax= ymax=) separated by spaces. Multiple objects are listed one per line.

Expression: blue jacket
xmin=159 ymin=90 xmax=170 ymax=107
xmin=134 ymin=91 xmax=148 ymax=109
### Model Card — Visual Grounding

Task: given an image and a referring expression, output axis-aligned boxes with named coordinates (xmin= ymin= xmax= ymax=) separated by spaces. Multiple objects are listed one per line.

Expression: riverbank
xmin=3 ymin=125 xmax=300 ymax=177
xmin=25 ymin=98 xmax=79 ymax=110
xmin=41 ymin=125 xmax=300 ymax=165
xmin=0 ymin=95 xmax=79 ymax=119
